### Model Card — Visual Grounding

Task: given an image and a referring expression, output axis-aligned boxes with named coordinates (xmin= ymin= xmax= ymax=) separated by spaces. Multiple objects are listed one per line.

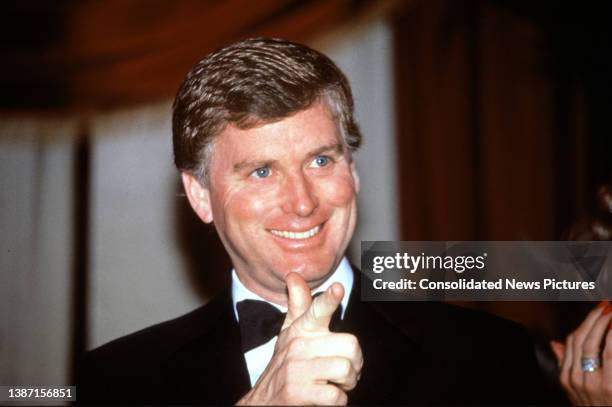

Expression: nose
xmin=281 ymin=172 xmax=319 ymax=217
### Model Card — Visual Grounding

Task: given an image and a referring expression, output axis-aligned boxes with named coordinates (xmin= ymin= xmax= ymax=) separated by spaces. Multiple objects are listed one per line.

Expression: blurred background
xmin=1 ymin=0 xmax=611 ymax=396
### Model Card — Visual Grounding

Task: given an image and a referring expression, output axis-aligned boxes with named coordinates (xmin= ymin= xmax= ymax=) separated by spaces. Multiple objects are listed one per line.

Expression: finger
xmin=561 ymin=334 xmax=579 ymax=402
xmin=280 ymin=379 xmax=347 ymax=405
xmin=570 ymin=302 xmax=609 ymax=388
xmin=309 ymin=384 xmax=347 ymax=406
xmin=570 ymin=333 xmax=586 ymax=399
xmin=581 ymin=309 xmax=610 ymax=405
xmin=582 ymin=303 xmax=612 ymax=358
xmin=290 ymin=356 xmax=357 ymax=392
xmin=288 ymin=333 xmax=363 ymax=372
xmin=574 ymin=301 xmax=610 ymax=348
xmin=550 ymin=340 xmax=565 ymax=367
xmin=603 ymin=319 xmax=612 ymax=381
xmin=310 ymin=357 xmax=359 ymax=391
xmin=282 ymin=272 xmax=313 ymax=330
xmin=569 ymin=304 xmax=611 ymax=406
xmin=296 ymin=283 xmax=344 ymax=333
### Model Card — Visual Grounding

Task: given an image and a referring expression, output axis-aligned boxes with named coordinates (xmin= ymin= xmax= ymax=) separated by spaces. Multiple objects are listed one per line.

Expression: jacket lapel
xmin=163 ymin=290 xmax=251 ymax=404
xmin=343 ymin=269 xmax=429 ymax=404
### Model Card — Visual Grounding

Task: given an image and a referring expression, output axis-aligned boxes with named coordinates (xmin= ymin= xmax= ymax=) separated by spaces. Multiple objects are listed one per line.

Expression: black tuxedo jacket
xmin=78 ymin=276 xmax=548 ymax=405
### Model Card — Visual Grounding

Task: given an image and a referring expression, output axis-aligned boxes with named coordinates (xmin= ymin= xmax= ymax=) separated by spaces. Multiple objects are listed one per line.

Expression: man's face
xmin=183 ymin=102 xmax=359 ymax=304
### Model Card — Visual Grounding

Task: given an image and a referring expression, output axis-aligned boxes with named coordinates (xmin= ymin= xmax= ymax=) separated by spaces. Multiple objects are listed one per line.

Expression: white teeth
xmin=270 ymin=225 xmax=321 ymax=240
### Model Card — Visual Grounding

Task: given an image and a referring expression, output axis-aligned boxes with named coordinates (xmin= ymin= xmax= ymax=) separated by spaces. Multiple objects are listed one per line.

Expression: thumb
xmin=282 ymin=272 xmax=312 ymax=330
xmin=296 ymin=282 xmax=344 ymax=333
xmin=549 ymin=340 xmax=565 ymax=366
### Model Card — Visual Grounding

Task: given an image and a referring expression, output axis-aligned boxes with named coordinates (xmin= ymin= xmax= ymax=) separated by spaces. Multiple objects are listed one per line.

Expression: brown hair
xmin=172 ymin=37 xmax=361 ymax=183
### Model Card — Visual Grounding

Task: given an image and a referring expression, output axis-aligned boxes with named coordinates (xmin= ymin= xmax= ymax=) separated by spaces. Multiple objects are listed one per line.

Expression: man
xmin=78 ymin=38 xmax=546 ymax=405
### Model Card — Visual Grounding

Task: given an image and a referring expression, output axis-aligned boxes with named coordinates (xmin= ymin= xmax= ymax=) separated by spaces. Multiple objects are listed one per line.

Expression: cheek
xmin=320 ymin=175 xmax=356 ymax=207
xmin=217 ymin=184 xmax=274 ymax=226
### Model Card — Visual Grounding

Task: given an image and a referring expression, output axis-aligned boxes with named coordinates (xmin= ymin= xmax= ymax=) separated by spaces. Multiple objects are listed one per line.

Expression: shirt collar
xmin=231 ymin=257 xmax=353 ymax=322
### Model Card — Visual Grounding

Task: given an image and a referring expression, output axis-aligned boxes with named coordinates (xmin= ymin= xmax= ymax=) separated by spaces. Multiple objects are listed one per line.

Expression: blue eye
xmin=253 ymin=167 xmax=270 ymax=178
xmin=313 ymin=156 xmax=329 ymax=167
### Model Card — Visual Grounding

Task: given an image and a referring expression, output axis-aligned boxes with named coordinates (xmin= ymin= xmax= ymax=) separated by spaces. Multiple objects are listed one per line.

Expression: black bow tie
xmin=236 ymin=297 xmax=343 ymax=353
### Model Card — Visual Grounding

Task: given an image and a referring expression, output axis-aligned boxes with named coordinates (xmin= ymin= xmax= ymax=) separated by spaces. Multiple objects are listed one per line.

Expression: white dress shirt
xmin=231 ymin=258 xmax=354 ymax=387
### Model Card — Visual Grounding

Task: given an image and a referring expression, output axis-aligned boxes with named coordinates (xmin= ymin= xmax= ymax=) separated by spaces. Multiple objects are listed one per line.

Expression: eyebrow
xmin=233 ymin=159 xmax=277 ymax=172
xmin=308 ymin=143 xmax=345 ymax=157
xmin=232 ymin=143 xmax=346 ymax=172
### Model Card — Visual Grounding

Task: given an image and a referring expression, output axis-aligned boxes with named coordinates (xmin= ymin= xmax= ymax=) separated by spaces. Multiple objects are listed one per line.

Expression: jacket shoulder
xmin=372 ymin=300 xmax=529 ymax=344
xmin=77 ymin=291 xmax=230 ymax=404
xmin=369 ymin=301 xmax=546 ymax=403
xmin=86 ymin=292 xmax=227 ymax=366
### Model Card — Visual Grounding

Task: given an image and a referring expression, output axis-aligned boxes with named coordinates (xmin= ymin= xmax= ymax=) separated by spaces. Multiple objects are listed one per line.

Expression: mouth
xmin=268 ymin=224 xmax=323 ymax=240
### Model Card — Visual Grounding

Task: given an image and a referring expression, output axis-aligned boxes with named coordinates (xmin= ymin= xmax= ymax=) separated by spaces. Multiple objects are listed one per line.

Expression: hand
xmin=236 ymin=273 xmax=363 ymax=405
xmin=550 ymin=301 xmax=612 ymax=406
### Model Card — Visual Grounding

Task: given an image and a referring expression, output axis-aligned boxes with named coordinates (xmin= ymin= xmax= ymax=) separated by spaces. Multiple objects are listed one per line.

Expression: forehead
xmin=210 ymin=102 xmax=342 ymax=165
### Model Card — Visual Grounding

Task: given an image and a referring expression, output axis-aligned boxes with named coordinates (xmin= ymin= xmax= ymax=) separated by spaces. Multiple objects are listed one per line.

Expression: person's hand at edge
xmin=550 ymin=300 xmax=612 ymax=406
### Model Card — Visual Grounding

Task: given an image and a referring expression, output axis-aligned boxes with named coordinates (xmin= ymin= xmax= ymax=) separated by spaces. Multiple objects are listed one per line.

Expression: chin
xmin=284 ymin=257 xmax=338 ymax=283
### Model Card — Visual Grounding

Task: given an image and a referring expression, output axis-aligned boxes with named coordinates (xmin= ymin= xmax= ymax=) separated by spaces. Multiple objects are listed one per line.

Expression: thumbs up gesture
xmin=237 ymin=273 xmax=363 ymax=405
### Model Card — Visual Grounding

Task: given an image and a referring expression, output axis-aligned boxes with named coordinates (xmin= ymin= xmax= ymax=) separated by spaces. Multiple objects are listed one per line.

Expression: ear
xmin=181 ymin=172 xmax=213 ymax=223
xmin=350 ymin=161 xmax=360 ymax=193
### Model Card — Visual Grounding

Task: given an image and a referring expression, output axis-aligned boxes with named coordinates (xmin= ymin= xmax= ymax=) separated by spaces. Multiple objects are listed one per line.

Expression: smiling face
xmin=182 ymin=101 xmax=359 ymax=305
